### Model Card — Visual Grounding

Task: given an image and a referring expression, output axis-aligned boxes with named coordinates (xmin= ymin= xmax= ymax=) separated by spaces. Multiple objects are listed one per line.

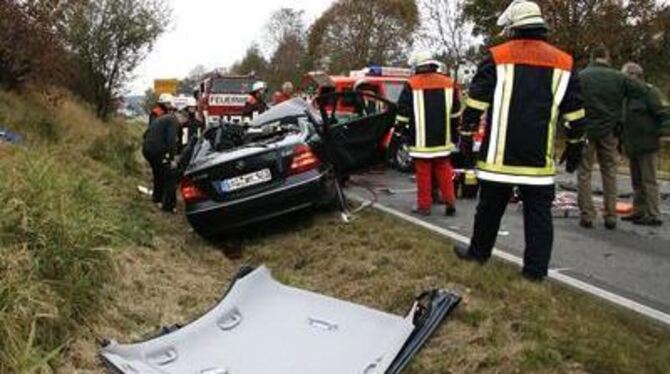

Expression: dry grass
xmin=57 ymin=206 xmax=670 ymax=374
xmin=2 ymin=89 xmax=668 ymax=373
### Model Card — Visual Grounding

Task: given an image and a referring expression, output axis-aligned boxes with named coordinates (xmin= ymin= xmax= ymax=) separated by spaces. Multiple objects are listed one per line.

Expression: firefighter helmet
xmin=497 ymin=0 xmax=546 ymax=30
xmin=252 ymin=81 xmax=267 ymax=93
xmin=409 ymin=51 xmax=441 ymax=68
xmin=158 ymin=93 xmax=174 ymax=106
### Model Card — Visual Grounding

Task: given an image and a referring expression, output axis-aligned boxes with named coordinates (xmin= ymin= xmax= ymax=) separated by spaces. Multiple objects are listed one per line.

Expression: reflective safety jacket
xmin=397 ymin=70 xmax=461 ymax=159
xmin=463 ymin=38 xmax=587 ymax=185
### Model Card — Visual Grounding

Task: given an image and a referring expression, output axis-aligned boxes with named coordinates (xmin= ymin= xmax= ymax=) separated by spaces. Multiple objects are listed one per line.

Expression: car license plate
xmin=219 ymin=168 xmax=272 ymax=193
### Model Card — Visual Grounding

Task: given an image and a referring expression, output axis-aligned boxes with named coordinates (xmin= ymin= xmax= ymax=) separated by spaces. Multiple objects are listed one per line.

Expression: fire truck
xmin=196 ymin=73 xmax=258 ymax=128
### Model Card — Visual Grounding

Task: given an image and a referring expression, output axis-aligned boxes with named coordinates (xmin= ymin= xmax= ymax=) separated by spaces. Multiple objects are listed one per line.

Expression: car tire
xmin=388 ymin=136 xmax=414 ymax=173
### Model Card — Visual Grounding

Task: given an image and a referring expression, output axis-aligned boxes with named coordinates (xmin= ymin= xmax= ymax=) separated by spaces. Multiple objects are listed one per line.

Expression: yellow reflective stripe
xmin=397 ymin=115 xmax=410 ymax=123
xmin=410 ymin=144 xmax=456 ymax=153
xmin=418 ymin=91 xmax=426 ymax=148
xmin=495 ymin=64 xmax=514 ymax=166
xmin=412 ymin=90 xmax=422 ymax=148
xmin=478 ymin=161 xmax=555 ymax=176
xmin=550 ymin=70 xmax=572 ymax=167
xmin=564 ymin=109 xmax=586 ymax=122
xmin=488 ymin=64 xmax=507 ymax=164
xmin=466 ymin=97 xmax=490 ymax=111
xmin=566 ymin=136 xmax=586 ymax=144
xmin=445 ymin=88 xmax=453 ymax=143
xmin=547 ymin=69 xmax=561 ymax=169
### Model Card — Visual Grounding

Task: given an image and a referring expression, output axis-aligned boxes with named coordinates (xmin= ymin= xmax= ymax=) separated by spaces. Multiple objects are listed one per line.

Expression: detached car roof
xmin=100 ymin=266 xmax=460 ymax=374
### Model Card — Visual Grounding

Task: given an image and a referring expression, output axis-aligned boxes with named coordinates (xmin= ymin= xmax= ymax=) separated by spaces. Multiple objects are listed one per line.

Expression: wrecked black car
xmin=180 ymin=93 xmax=396 ymax=237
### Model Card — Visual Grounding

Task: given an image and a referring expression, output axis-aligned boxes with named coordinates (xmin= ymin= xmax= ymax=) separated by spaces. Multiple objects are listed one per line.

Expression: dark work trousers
xmin=143 ymin=149 xmax=174 ymax=210
xmin=469 ymin=181 xmax=556 ymax=277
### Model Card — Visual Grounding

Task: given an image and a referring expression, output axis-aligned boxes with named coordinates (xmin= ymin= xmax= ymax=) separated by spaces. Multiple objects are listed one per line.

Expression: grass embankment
xmin=1 ymin=90 xmax=669 ymax=373
xmin=0 ymin=90 xmax=152 ymax=373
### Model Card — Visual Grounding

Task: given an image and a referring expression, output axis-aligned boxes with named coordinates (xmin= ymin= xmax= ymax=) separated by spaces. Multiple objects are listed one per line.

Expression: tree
xmin=66 ymin=0 xmax=171 ymax=120
xmin=264 ymin=8 xmax=306 ymax=56
xmin=417 ymin=0 xmax=480 ymax=80
xmin=264 ymin=8 xmax=308 ymax=91
xmin=463 ymin=0 xmax=670 ymax=83
xmin=307 ymin=0 xmax=419 ymax=73
xmin=229 ymin=44 xmax=269 ymax=76
xmin=0 ymin=0 xmax=75 ymax=89
xmin=178 ymin=64 xmax=207 ymax=95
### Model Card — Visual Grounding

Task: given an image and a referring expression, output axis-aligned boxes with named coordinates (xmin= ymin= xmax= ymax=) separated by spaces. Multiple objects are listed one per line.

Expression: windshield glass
xmin=210 ymin=79 xmax=254 ymax=94
xmin=384 ymin=82 xmax=405 ymax=103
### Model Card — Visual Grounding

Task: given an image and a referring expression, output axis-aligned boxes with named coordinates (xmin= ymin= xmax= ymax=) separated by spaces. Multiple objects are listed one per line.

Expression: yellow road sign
xmin=154 ymin=79 xmax=179 ymax=95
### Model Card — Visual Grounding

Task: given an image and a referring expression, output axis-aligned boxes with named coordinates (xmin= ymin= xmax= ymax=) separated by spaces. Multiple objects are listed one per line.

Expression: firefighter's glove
xmin=560 ymin=142 xmax=584 ymax=174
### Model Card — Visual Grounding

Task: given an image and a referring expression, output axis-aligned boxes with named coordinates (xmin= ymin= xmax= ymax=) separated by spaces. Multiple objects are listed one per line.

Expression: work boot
xmin=622 ymin=213 xmax=644 ymax=222
xmin=579 ymin=219 xmax=594 ymax=229
xmin=633 ymin=216 xmax=663 ymax=227
xmin=604 ymin=218 xmax=617 ymax=230
xmin=411 ymin=206 xmax=431 ymax=217
xmin=521 ymin=270 xmax=546 ymax=283
xmin=453 ymin=245 xmax=487 ymax=264
xmin=445 ymin=204 xmax=456 ymax=217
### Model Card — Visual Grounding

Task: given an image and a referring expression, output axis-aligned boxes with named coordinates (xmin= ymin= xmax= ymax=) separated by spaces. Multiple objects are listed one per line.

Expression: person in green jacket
xmin=620 ymin=62 xmax=670 ymax=226
xmin=577 ymin=46 xmax=643 ymax=230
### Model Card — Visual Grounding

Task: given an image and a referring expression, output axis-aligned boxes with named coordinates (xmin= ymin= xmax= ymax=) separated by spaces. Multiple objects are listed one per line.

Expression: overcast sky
xmin=129 ymin=0 xmax=334 ymax=94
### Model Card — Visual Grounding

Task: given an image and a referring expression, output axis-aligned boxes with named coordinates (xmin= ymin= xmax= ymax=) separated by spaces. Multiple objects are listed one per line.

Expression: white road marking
xmin=348 ymin=193 xmax=670 ymax=326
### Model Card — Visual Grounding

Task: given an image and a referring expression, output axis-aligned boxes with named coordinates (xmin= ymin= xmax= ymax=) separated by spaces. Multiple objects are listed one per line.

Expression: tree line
xmin=0 ymin=0 xmax=170 ymax=120
xmin=200 ymin=0 xmax=669 ymax=95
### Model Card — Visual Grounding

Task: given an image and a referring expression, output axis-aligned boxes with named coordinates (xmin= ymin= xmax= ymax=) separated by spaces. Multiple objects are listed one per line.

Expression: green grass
xmin=0 ymin=91 xmax=153 ymax=373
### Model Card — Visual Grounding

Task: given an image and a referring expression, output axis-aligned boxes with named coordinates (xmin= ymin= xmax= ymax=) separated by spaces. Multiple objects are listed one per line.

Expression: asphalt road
xmin=348 ymin=170 xmax=670 ymax=317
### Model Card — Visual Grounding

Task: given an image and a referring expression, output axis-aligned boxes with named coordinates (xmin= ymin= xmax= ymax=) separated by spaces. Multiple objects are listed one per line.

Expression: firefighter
xmin=454 ymin=0 xmax=588 ymax=281
xmin=397 ymin=51 xmax=460 ymax=216
xmin=244 ymin=81 xmax=269 ymax=118
xmin=620 ymin=62 xmax=670 ymax=227
xmin=149 ymin=93 xmax=173 ymax=126
xmin=178 ymin=97 xmax=203 ymax=152
xmin=272 ymin=81 xmax=295 ymax=105
xmin=142 ymin=110 xmax=189 ymax=212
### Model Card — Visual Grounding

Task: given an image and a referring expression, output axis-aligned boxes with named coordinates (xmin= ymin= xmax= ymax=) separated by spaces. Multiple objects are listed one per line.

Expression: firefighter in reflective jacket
xmin=454 ymin=0 xmax=587 ymax=281
xmin=397 ymin=51 xmax=461 ymax=217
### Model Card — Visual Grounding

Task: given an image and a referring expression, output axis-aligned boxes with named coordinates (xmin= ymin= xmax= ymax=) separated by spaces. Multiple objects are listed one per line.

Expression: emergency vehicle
xmin=196 ymin=73 xmax=258 ymax=128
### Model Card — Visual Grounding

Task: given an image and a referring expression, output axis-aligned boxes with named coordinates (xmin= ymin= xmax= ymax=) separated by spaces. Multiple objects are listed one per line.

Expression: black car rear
xmin=181 ymin=94 xmax=397 ymax=238
xmin=181 ymin=99 xmax=336 ymax=237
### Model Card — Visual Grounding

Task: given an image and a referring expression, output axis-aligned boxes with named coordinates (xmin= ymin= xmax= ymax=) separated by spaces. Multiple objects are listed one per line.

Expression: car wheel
xmin=390 ymin=138 xmax=413 ymax=173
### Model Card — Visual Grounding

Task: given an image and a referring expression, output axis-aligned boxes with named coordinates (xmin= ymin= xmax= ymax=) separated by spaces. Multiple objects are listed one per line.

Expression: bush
xmin=87 ymin=125 xmax=142 ymax=175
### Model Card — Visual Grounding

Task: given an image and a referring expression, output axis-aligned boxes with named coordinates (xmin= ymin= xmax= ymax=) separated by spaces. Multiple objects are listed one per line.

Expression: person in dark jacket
xmin=397 ymin=51 xmax=461 ymax=216
xmin=620 ymin=62 xmax=670 ymax=226
xmin=148 ymin=93 xmax=173 ymax=126
xmin=142 ymin=111 xmax=188 ymax=212
xmin=577 ymin=46 xmax=646 ymax=230
xmin=454 ymin=0 xmax=587 ymax=281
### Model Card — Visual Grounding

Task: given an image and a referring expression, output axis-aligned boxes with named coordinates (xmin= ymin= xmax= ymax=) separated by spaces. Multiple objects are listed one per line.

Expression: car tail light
xmin=290 ymin=144 xmax=321 ymax=175
xmin=180 ymin=178 xmax=207 ymax=204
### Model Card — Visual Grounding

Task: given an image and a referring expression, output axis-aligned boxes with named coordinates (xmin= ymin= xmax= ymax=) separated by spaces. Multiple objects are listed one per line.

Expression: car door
xmin=316 ymin=91 xmax=397 ymax=175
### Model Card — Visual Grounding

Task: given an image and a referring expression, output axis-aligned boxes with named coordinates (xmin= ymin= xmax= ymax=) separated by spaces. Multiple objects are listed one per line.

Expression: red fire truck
xmin=196 ymin=73 xmax=258 ymax=127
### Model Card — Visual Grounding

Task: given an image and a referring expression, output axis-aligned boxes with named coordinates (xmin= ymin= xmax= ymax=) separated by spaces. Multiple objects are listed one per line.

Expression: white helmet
xmin=252 ymin=81 xmax=267 ymax=93
xmin=158 ymin=93 xmax=174 ymax=106
xmin=409 ymin=51 xmax=441 ymax=68
xmin=497 ymin=0 xmax=546 ymax=30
